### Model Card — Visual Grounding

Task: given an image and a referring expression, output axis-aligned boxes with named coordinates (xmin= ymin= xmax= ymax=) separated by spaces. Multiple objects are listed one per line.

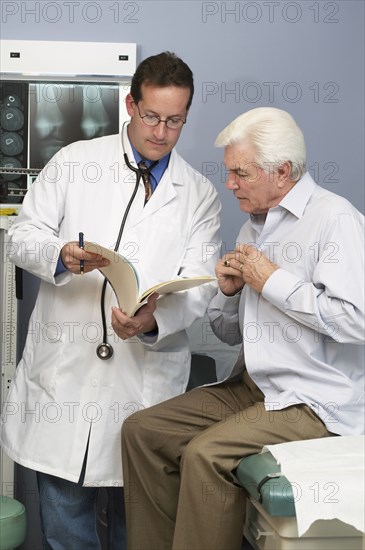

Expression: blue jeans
xmin=37 ymin=472 xmax=126 ymax=550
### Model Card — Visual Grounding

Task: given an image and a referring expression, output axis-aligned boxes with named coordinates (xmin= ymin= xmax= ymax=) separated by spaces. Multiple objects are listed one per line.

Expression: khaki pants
xmin=122 ymin=371 xmax=333 ymax=550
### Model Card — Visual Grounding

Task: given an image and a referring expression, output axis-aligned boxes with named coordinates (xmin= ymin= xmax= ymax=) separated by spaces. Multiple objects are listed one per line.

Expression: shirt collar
xmin=129 ymin=141 xmax=170 ymax=185
xmin=279 ymin=172 xmax=317 ymax=218
xmin=250 ymin=172 xmax=317 ymax=231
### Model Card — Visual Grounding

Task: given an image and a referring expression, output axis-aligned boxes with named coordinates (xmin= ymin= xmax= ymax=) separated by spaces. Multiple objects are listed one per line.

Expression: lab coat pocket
xmin=142 ymin=348 xmax=190 ymax=407
xmin=25 ymin=322 xmax=66 ymax=399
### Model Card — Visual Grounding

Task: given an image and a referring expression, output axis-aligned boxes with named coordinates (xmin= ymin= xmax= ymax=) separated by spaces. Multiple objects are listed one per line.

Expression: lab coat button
xmin=91 ymin=379 xmax=98 ymax=387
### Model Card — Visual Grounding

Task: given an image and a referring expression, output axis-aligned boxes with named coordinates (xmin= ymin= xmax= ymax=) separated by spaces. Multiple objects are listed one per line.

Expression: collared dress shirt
xmin=208 ymin=172 xmax=364 ymax=435
xmin=130 ymin=142 xmax=170 ymax=193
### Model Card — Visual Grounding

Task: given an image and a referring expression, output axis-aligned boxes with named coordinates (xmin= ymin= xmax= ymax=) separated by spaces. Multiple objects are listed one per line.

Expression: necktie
xmin=138 ymin=161 xmax=152 ymax=203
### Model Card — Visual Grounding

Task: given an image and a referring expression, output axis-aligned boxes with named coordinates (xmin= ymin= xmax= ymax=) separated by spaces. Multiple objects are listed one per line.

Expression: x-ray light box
xmin=0 ymin=40 xmax=136 ymax=80
xmin=0 ymin=40 xmax=136 ymax=204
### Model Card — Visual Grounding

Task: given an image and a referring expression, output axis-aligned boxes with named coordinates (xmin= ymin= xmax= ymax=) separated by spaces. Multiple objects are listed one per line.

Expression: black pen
xmin=79 ymin=232 xmax=84 ymax=275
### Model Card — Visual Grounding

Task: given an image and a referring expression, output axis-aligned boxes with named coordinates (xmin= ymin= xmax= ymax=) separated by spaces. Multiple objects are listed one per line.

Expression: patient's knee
xmin=182 ymin=432 xmax=213 ymax=468
xmin=122 ymin=408 xmax=147 ymax=443
xmin=122 ymin=406 xmax=163 ymax=450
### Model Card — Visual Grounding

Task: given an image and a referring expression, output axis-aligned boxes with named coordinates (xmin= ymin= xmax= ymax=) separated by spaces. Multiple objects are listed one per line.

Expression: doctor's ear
xmin=125 ymin=94 xmax=136 ymax=117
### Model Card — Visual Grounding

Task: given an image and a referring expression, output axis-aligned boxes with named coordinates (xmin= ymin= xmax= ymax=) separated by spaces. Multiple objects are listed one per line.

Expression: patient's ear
xmin=277 ymin=161 xmax=292 ymax=188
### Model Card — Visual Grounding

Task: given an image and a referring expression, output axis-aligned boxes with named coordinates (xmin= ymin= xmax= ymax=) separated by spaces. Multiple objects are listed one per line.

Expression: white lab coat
xmin=0 ymin=129 xmax=221 ymax=485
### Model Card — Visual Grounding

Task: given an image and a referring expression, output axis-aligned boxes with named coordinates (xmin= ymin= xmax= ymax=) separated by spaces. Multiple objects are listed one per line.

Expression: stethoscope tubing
xmin=97 ymin=124 xmax=157 ymax=360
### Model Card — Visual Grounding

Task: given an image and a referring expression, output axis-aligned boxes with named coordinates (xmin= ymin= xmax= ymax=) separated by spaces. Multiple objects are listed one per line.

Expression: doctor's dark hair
xmin=130 ymin=51 xmax=194 ymax=110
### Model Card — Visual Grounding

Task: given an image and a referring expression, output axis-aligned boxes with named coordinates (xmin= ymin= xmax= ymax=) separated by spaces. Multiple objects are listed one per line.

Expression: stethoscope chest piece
xmin=96 ymin=342 xmax=114 ymax=360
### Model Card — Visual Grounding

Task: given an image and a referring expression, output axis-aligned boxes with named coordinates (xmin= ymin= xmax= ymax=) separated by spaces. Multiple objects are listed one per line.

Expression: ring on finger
xmin=223 ymin=259 xmax=230 ymax=267
xmin=239 ymin=263 xmax=243 ymax=272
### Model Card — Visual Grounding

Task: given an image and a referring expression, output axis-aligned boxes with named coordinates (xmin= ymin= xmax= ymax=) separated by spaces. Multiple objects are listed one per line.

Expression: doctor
xmin=0 ymin=52 xmax=221 ymax=550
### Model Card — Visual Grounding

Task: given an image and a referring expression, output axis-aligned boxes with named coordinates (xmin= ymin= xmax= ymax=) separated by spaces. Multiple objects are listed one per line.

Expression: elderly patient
xmin=121 ymin=107 xmax=365 ymax=550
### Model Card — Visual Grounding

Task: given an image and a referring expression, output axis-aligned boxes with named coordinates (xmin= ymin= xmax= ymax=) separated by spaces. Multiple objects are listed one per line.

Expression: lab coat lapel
xmin=138 ymin=170 xmax=178 ymax=219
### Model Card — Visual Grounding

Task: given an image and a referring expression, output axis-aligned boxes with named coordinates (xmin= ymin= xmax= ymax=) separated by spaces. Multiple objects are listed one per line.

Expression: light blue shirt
xmin=130 ymin=142 xmax=170 ymax=192
xmin=208 ymin=173 xmax=365 ymax=435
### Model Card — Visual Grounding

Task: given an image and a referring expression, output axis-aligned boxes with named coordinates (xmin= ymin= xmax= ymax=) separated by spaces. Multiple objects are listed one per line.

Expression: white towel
xmin=264 ymin=436 xmax=364 ymax=536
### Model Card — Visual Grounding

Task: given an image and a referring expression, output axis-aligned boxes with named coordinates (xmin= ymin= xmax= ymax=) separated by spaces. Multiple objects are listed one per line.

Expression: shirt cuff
xmin=262 ymin=268 xmax=303 ymax=310
xmin=210 ymin=288 xmax=241 ymax=313
xmin=55 ymin=255 xmax=68 ymax=276
xmin=143 ymin=329 xmax=158 ymax=337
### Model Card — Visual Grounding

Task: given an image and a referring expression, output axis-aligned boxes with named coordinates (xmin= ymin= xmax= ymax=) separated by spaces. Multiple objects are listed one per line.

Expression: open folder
xmin=84 ymin=242 xmax=216 ymax=316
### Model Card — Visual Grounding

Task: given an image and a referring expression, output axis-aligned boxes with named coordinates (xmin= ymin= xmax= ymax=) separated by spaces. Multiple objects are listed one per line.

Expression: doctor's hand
xmin=61 ymin=241 xmax=110 ymax=275
xmin=111 ymin=294 xmax=159 ymax=340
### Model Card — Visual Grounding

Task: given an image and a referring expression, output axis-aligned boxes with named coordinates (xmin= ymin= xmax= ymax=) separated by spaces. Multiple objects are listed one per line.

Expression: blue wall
xmin=2 ymin=0 xmax=364 ymax=247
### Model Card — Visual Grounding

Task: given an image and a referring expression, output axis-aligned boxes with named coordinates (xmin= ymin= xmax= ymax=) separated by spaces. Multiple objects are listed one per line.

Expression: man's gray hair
xmin=215 ymin=107 xmax=306 ymax=182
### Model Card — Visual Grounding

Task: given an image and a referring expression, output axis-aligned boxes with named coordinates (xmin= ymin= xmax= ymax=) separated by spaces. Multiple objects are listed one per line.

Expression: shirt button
xmin=91 ymin=379 xmax=98 ymax=387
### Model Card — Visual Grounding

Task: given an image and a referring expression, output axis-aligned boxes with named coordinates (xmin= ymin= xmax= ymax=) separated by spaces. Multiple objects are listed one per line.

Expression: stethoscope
xmin=96 ymin=122 xmax=158 ymax=360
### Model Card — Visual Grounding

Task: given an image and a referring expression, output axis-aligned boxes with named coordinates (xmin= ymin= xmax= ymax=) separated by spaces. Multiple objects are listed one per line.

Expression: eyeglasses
xmin=136 ymin=104 xmax=186 ymax=130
